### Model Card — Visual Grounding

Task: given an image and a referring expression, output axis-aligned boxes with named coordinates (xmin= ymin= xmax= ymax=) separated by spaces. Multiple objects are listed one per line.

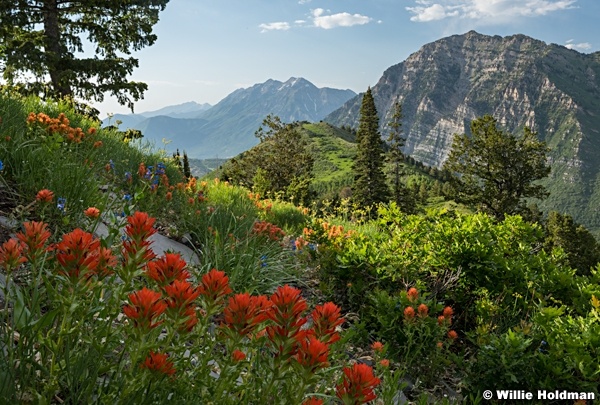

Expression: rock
xmin=95 ymin=222 xmax=200 ymax=265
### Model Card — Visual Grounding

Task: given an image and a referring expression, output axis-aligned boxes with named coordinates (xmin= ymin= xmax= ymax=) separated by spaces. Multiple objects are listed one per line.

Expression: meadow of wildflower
xmin=1 ymin=90 xmax=599 ymax=404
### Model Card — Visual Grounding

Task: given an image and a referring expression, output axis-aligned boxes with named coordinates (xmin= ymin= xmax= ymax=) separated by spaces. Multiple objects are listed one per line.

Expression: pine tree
xmin=352 ymin=87 xmax=389 ymax=211
xmin=0 ymin=1 xmax=169 ymax=110
xmin=386 ymin=101 xmax=414 ymax=212
xmin=183 ymin=151 xmax=191 ymax=179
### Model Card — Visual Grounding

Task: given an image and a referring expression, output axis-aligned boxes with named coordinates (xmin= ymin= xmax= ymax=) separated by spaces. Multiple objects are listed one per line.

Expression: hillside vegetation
xmin=1 ymin=93 xmax=599 ymax=404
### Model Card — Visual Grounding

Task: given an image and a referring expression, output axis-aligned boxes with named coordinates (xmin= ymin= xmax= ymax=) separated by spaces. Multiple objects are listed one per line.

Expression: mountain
xmin=325 ymin=31 xmax=600 ymax=233
xmin=103 ymin=78 xmax=356 ymax=159
xmin=140 ymin=101 xmax=212 ymax=118
xmin=102 ymin=101 xmax=212 ymax=132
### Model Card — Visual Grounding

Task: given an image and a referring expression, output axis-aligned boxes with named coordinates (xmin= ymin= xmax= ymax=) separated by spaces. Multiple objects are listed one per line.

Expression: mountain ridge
xmin=325 ymin=30 xmax=600 ymax=232
xmin=103 ymin=77 xmax=356 ymax=159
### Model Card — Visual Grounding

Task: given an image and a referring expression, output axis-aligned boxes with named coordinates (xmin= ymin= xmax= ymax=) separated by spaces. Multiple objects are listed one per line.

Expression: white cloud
xmin=407 ymin=0 xmax=577 ymax=23
xmin=311 ymin=8 xmax=372 ymax=29
xmin=259 ymin=22 xmax=291 ymax=33
xmin=298 ymin=0 xmax=311 ymax=4
xmin=565 ymin=39 xmax=592 ymax=51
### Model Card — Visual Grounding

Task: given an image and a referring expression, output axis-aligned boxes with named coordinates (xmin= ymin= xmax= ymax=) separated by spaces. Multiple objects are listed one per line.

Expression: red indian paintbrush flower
xmin=223 ymin=293 xmax=271 ymax=336
xmin=198 ymin=269 xmax=232 ymax=305
xmin=141 ymin=351 xmax=175 ymax=376
xmin=123 ymin=288 xmax=167 ymax=330
xmin=231 ymin=349 xmax=246 ymax=362
xmin=418 ymin=303 xmax=429 ymax=318
xmin=336 ymin=363 xmax=381 ymax=404
xmin=164 ymin=279 xmax=200 ymax=309
xmin=54 ymin=228 xmax=101 ymax=280
xmin=302 ymin=398 xmax=324 ymax=405
xmin=443 ymin=306 xmax=454 ymax=319
xmin=122 ymin=212 xmax=157 ymax=270
xmin=36 ymin=189 xmax=54 ymax=202
xmin=266 ymin=285 xmax=308 ymax=357
xmin=95 ymin=246 xmax=117 ymax=278
xmin=407 ymin=287 xmax=418 ymax=302
xmin=310 ymin=302 xmax=344 ymax=344
xmin=125 ymin=211 xmax=157 ymax=241
xmin=403 ymin=306 xmax=415 ymax=321
xmin=295 ymin=337 xmax=330 ymax=371
xmin=84 ymin=207 xmax=100 ymax=219
xmin=448 ymin=330 xmax=458 ymax=340
xmin=371 ymin=341 xmax=384 ymax=353
xmin=16 ymin=221 xmax=52 ymax=260
xmin=0 ymin=238 xmax=27 ymax=272
xmin=146 ymin=253 xmax=190 ymax=287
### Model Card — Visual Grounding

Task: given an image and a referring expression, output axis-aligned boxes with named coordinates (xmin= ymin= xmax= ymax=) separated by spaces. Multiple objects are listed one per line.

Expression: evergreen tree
xmin=444 ymin=115 xmax=550 ymax=220
xmin=183 ymin=151 xmax=191 ymax=179
xmin=352 ymin=87 xmax=389 ymax=211
xmin=386 ymin=101 xmax=414 ymax=212
xmin=0 ymin=0 xmax=169 ymax=110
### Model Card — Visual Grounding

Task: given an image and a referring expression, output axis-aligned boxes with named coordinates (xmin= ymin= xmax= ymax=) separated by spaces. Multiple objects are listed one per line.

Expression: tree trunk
xmin=43 ymin=0 xmax=72 ymax=98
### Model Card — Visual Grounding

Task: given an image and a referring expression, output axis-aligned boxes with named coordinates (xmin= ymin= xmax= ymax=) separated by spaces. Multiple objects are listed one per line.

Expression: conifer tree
xmin=386 ymin=101 xmax=415 ymax=213
xmin=0 ymin=0 xmax=169 ymax=110
xmin=352 ymin=87 xmax=389 ymax=211
xmin=183 ymin=151 xmax=191 ymax=179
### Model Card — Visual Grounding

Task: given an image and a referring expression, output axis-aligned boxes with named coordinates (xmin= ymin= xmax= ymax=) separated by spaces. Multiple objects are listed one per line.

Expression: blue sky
xmin=95 ymin=0 xmax=599 ymax=118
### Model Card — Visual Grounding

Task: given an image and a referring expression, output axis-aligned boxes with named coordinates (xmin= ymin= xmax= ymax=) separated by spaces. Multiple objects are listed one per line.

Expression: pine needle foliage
xmin=351 ymin=87 xmax=389 ymax=211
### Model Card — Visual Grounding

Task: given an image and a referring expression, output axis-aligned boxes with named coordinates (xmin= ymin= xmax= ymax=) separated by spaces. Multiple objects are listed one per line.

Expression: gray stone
xmin=95 ymin=222 xmax=200 ymax=265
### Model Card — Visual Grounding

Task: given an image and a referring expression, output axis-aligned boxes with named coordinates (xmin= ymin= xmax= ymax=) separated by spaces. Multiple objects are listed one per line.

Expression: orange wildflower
xmin=438 ymin=315 xmax=447 ymax=326
xmin=54 ymin=228 xmax=101 ymax=280
xmin=141 ymin=351 xmax=175 ymax=376
xmin=164 ymin=279 xmax=200 ymax=310
xmin=93 ymin=140 xmax=102 ymax=148
xmin=418 ymin=303 xmax=429 ymax=317
xmin=379 ymin=359 xmax=390 ymax=367
xmin=448 ymin=330 xmax=458 ymax=340
xmin=36 ymin=189 xmax=54 ymax=202
xmin=16 ymin=221 xmax=51 ymax=260
xmin=443 ymin=306 xmax=454 ymax=319
xmin=87 ymin=127 xmax=97 ymax=135
xmin=371 ymin=341 xmax=384 ymax=353
xmin=197 ymin=269 xmax=232 ymax=305
xmin=311 ymin=302 xmax=344 ymax=344
xmin=336 ymin=363 xmax=381 ymax=404
xmin=124 ymin=211 xmax=157 ymax=242
xmin=95 ymin=246 xmax=117 ymax=278
xmin=407 ymin=287 xmax=418 ymax=302
xmin=165 ymin=191 xmax=173 ymax=201
xmin=403 ymin=306 xmax=415 ymax=321
xmin=123 ymin=288 xmax=167 ymax=330
xmin=84 ymin=207 xmax=100 ymax=219
xmin=231 ymin=349 xmax=246 ymax=362
xmin=266 ymin=285 xmax=308 ymax=356
xmin=223 ymin=293 xmax=271 ymax=336
xmin=296 ymin=337 xmax=330 ymax=371
xmin=146 ymin=252 xmax=189 ymax=287
xmin=302 ymin=398 xmax=324 ymax=405
xmin=0 ymin=238 xmax=27 ymax=272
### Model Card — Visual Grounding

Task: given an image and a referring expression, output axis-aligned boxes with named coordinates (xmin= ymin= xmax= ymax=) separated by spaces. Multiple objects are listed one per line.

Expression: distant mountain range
xmin=103 ymin=78 xmax=356 ymax=159
xmin=325 ymin=30 xmax=600 ymax=233
xmin=104 ymin=101 xmax=212 ymax=130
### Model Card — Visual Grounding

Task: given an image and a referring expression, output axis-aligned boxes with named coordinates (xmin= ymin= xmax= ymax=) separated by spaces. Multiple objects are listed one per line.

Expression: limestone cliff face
xmin=326 ymin=31 xmax=600 ymax=231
